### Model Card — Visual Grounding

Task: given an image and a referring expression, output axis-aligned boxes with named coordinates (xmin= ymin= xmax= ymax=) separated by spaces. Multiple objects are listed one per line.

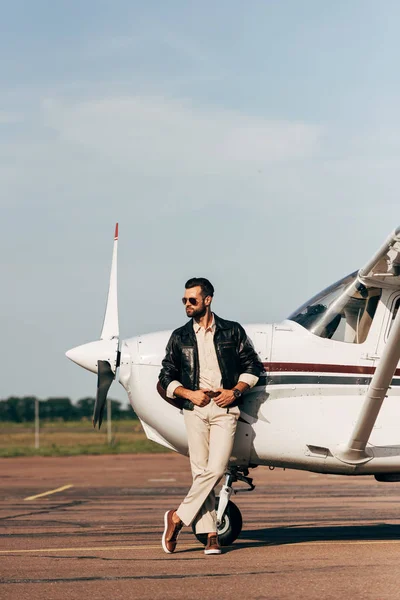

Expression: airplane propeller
xmin=66 ymin=223 xmax=120 ymax=429
xmin=94 ymin=359 xmax=117 ymax=429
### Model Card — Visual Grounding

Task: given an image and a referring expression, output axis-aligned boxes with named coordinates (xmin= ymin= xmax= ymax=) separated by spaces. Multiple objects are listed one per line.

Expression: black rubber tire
xmin=192 ymin=498 xmax=242 ymax=546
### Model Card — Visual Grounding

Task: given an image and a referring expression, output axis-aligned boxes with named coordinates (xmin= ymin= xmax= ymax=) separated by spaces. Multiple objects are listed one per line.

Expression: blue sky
xmin=1 ymin=1 xmax=399 ymax=403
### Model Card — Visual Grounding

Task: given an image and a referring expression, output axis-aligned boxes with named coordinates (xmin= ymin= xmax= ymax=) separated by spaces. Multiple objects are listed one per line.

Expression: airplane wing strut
xmin=335 ymin=269 xmax=400 ymax=464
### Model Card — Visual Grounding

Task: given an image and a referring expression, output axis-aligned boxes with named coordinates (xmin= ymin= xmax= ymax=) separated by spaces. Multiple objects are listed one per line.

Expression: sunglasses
xmin=182 ymin=297 xmax=199 ymax=306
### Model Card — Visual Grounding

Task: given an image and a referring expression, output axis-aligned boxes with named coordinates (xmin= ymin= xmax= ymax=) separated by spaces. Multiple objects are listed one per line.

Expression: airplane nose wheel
xmin=192 ymin=497 xmax=243 ymax=546
xmin=192 ymin=466 xmax=254 ymax=546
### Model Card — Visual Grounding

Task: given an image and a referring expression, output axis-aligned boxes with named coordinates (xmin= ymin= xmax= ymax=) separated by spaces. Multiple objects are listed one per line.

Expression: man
xmin=158 ymin=277 xmax=263 ymax=555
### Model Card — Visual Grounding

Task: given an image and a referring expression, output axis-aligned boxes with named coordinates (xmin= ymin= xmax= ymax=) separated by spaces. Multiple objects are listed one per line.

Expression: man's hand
xmin=213 ymin=389 xmax=235 ymax=408
xmin=189 ymin=390 xmax=212 ymax=407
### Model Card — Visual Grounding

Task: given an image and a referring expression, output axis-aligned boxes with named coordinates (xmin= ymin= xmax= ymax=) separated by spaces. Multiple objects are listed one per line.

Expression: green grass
xmin=0 ymin=419 xmax=171 ymax=457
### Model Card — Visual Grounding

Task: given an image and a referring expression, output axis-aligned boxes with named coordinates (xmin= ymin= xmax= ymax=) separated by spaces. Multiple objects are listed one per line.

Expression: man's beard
xmin=187 ymin=304 xmax=207 ymax=319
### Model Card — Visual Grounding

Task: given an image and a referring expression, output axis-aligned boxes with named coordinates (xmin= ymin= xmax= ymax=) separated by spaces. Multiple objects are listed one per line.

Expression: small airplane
xmin=66 ymin=224 xmax=400 ymax=546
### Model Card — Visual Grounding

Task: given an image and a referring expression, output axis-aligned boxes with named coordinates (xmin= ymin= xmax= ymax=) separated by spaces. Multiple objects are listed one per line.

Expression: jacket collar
xmin=213 ymin=314 xmax=231 ymax=330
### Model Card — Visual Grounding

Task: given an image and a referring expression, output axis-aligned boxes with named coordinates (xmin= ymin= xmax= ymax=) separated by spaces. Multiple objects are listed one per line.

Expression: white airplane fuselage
xmin=66 ymin=225 xmax=400 ymax=481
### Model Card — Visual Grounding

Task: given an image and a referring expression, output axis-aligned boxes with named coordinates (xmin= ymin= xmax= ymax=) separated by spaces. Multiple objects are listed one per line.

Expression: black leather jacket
xmin=158 ymin=314 xmax=263 ymax=410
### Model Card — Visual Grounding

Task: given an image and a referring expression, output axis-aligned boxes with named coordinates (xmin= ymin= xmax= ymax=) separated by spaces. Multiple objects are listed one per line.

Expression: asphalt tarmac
xmin=1 ymin=453 xmax=400 ymax=599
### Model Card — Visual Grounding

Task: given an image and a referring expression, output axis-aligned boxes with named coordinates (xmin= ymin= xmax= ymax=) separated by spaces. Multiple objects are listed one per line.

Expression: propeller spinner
xmin=66 ymin=223 xmax=120 ymax=428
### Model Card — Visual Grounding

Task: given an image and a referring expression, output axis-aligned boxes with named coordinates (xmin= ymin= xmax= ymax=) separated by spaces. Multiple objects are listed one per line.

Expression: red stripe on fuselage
xmin=262 ymin=362 xmax=400 ymax=376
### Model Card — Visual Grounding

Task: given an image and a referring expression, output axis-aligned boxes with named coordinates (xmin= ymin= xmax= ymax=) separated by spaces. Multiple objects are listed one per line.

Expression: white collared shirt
xmin=193 ymin=315 xmax=222 ymax=391
xmin=166 ymin=314 xmax=259 ymax=399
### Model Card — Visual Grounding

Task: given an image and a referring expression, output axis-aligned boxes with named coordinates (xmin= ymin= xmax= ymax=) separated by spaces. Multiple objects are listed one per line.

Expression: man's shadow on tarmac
xmin=223 ymin=523 xmax=400 ymax=552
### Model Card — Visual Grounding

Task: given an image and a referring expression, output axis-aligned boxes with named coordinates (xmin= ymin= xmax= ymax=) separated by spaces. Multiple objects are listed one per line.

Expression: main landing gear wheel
xmin=192 ymin=498 xmax=243 ymax=546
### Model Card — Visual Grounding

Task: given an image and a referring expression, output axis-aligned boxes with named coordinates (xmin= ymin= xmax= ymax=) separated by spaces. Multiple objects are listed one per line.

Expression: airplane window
xmin=288 ymin=272 xmax=382 ymax=344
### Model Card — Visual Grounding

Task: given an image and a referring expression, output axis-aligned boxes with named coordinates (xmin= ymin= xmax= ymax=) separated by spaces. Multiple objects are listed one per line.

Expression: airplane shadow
xmin=227 ymin=523 xmax=400 ymax=551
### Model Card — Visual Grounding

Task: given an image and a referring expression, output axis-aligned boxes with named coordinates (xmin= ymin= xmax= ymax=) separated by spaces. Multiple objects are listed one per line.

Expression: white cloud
xmin=41 ymin=95 xmax=322 ymax=176
xmin=3 ymin=92 xmax=400 ymax=220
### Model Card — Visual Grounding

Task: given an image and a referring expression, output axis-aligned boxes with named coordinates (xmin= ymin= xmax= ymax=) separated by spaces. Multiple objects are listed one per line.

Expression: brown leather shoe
xmin=204 ymin=534 xmax=221 ymax=555
xmin=162 ymin=510 xmax=183 ymax=554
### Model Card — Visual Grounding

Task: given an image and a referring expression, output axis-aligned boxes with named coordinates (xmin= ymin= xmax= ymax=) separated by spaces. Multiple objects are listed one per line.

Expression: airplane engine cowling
xmin=66 ymin=339 xmax=119 ymax=374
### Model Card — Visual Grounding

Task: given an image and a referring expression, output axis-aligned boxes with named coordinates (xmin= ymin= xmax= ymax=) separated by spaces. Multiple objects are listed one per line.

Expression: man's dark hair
xmin=185 ymin=277 xmax=214 ymax=298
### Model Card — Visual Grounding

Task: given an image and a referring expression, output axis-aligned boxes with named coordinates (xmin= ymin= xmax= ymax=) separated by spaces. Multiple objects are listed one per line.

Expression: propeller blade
xmin=100 ymin=223 xmax=119 ymax=341
xmin=66 ymin=223 xmax=121 ymax=430
xmin=93 ymin=360 xmax=115 ymax=429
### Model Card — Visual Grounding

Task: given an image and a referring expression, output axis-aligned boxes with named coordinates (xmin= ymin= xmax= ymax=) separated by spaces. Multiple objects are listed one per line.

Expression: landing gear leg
xmin=192 ymin=466 xmax=255 ymax=546
xmin=216 ymin=472 xmax=235 ymax=528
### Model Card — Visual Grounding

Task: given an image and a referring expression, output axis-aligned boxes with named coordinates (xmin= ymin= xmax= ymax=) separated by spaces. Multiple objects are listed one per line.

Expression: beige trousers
xmin=176 ymin=401 xmax=240 ymax=534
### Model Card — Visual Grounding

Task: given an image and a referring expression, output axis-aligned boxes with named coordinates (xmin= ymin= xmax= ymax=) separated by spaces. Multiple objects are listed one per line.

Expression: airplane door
xmin=375 ymin=292 xmax=400 ymax=362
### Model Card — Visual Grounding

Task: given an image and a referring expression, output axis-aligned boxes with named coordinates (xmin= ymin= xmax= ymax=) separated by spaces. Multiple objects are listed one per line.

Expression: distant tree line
xmin=0 ymin=397 xmax=137 ymax=422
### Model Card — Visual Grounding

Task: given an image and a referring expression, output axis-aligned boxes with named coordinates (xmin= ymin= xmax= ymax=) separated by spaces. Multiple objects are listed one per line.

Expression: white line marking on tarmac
xmin=24 ymin=485 xmax=74 ymax=501
xmin=0 ymin=544 xmax=199 ymax=554
xmin=148 ymin=478 xmax=176 ymax=482
xmin=2 ymin=540 xmax=400 ymax=554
